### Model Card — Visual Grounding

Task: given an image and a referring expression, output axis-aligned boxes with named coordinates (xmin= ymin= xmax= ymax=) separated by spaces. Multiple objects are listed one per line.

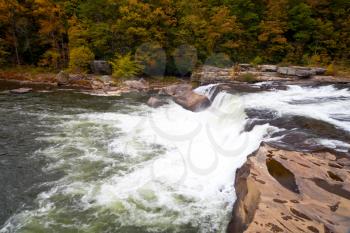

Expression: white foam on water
xmin=243 ymin=85 xmax=350 ymax=132
xmin=89 ymin=91 xmax=272 ymax=231
xmin=317 ymin=139 xmax=350 ymax=152
xmin=194 ymin=83 xmax=220 ymax=99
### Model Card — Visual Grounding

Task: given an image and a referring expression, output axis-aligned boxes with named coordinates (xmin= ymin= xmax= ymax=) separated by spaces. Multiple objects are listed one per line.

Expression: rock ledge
xmin=228 ymin=143 xmax=350 ymax=233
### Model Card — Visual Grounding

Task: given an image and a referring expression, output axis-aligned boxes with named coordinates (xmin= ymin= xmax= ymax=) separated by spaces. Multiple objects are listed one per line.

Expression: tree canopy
xmin=0 ymin=0 xmax=349 ymax=74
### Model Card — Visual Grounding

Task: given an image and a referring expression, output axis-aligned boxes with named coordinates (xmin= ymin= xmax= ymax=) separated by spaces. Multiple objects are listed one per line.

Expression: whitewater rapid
xmin=1 ymin=83 xmax=350 ymax=232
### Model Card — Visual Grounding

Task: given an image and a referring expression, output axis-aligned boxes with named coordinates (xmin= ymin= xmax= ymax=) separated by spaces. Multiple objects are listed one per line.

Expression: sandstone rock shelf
xmin=228 ymin=143 xmax=350 ymax=233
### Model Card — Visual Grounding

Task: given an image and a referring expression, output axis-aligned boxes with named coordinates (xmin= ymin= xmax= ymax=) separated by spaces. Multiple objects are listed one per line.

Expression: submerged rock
xmin=10 ymin=88 xmax=32 ymax=94
xmin=147 ymin=97 xmax=168 ymax=108
xmin=228 ymin=143 xmax=350 ymax=233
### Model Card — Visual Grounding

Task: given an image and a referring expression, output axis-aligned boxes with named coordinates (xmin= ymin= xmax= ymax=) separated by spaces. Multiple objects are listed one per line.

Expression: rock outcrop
xmin=228 ymin=143 xmax=350 ymax=233
xmin=277 ymin=66 xmax=319 ymax=78
xmin=160 ymin=84 xmax=211 ymax=112
xmin=191 ymin=65 xmax=329 ymax=83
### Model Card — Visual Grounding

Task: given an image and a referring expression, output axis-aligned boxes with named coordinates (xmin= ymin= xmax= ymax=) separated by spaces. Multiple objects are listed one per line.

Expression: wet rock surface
xmin=160 ymin=84 xmax=211 ymax=112
xmin=147 ymin=96 xmax=168 ymax=108
xmin=228 ymin=143 xmax=350 ymax=233
xmin=173 ymin=91 xmax=211 ymax=112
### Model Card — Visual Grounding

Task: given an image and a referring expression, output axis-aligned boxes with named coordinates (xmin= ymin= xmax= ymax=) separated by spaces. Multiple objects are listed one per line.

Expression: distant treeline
xmin=0 ymin=0 xmax=349 ymax=74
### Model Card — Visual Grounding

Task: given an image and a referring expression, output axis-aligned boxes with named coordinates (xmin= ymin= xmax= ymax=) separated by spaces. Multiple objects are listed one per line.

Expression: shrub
xmin=325 ymin=63 xmax=335 ymax=76
xmin=237 ymin=72 xmax=257 ymax=83
xmin=69 ymin=46 xmax=94 ymax=73
xmin=110 ymin=53 xmax=143 ymax=79
xmin=251 ymin=56 xmax=263 ymax=66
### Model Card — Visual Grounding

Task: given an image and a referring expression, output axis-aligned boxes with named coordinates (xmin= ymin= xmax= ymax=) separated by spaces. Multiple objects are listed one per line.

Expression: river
xmin=0 ymin=81 xmax=349 ymax=232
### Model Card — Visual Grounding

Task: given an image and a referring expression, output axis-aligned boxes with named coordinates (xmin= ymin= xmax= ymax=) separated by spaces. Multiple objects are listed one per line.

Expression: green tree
xmin=69 ymin=46 xmax=94 ymax=73
xmin=258 ymin=0 xmax=290 ymax=63
xmin=110 ymin=52 xmax=143 ymax=79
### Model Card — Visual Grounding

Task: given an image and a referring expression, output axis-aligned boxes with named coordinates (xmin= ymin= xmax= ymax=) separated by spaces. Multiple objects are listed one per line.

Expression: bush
xmin=325 ymin=63 xmax=335 ymax=76
xmin=251 ymin=56 xmax=263 ymax=66
xmin=69 ymin=46 xmax=94 ymax=73
xmin=237 ymin=72 xmax=257 ymax=83
xmin=110 ymin=53 xmax=143 ymax=79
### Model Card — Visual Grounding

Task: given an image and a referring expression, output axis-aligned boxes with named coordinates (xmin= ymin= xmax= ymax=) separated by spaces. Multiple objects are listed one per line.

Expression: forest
xmin=0 ymin=0 xmax=349 ymax=76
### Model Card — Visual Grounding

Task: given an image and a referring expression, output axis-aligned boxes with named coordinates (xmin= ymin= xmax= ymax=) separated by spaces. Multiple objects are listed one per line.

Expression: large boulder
xmin=159 ymin=84 xmax=192 ymax=96
xmin=160 ymin=84 xmax=210 ymax=112
xmin=10 ymin=88 xmax=32 ymax=94
xmin=56 ymin=70 xmax=70 ymax=85
xmin=124 ymin=79 xmax=149 ymax=91
xmin=147 ymin=97 xmax=168 ymax=108
xmin=228 ymin=143 xmax=350 ymax=233
xmin=91 ymin=60 xmax=112 ymax=75
xmin=173 ymin=91 xmax=211 ymax=112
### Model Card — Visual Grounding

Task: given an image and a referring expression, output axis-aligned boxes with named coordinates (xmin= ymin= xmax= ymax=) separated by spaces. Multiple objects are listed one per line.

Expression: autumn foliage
xmin=0 ymin=0 xmax=349 ymax=73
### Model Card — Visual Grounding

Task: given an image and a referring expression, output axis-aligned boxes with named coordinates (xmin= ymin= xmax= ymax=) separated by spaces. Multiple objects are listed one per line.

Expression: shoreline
xmin=1 ymin=65 xmax=349 ymax=95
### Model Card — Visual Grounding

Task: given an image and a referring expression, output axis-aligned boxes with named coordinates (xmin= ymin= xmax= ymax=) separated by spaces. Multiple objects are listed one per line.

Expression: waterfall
xmin=3 ymin=83 xmax=349 ymax=233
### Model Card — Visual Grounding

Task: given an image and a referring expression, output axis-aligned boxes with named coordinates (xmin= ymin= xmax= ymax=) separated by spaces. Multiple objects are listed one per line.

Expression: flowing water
xmin=0 ymin=81 xmax=349 ymax=233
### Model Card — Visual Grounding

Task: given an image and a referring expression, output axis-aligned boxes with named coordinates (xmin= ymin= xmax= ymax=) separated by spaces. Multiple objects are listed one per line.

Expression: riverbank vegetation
xmin=0 ymin=0 xmax=349 ymax=76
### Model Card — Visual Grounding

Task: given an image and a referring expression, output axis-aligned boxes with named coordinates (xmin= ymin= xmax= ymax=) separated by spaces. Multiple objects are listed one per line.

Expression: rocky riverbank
xmin=191 ymin=64 xmax=350 ymax=84
xmin=0 ymin=70 xmax=186 ymax=95
xmin=1 ymin=63 xmax=349 ymax=97
xmin=228 ymin=143 xmax=350 ymax=233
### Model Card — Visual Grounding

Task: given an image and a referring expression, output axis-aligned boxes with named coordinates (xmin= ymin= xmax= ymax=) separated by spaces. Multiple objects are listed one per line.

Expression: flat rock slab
xmin=10 ymin=88 xmax=33 ymax=94
xmin=228 ymin=143 xmax=350 ymax=233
